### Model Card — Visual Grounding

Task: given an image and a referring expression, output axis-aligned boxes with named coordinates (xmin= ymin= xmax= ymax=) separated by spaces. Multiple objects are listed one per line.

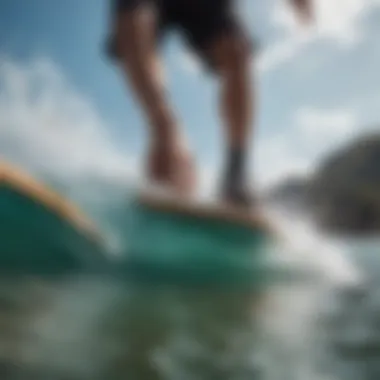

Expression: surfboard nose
xmin=0 ymin=162 xmax=107 ymax=275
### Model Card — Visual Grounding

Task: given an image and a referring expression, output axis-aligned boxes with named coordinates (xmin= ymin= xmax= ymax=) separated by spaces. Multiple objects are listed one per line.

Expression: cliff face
xmin=310 ymin=133 xmax=380 ymax=234
xmin=269 ymin=132 xmax=380 ymax=234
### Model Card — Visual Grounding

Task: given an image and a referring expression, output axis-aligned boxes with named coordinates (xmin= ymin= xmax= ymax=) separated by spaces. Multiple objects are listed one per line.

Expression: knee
xmin=109 ymin=6 xmax=155 ymax=61
xmin=213 ymin=35 xmax=252 ymax=75
xmin=229 ymin=38 xmax=251 ymax=71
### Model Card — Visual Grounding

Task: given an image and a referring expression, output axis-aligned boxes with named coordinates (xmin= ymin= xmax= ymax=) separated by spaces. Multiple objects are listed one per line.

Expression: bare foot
xmin=146 ymin=137 xmax=197 ymax=196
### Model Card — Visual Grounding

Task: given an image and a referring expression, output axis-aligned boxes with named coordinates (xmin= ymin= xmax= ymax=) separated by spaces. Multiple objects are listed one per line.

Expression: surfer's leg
xmin=107 ymin=0 xmax=196 ymax=194
xmin=213 ymin=30 xmax=254 ymax=206
xmin=177 ymin=0 xmax=254 ymax=205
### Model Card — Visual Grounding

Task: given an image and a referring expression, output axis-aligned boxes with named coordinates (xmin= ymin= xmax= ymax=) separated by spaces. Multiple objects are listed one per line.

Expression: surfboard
xmin=124 ymin=188 xmax=274 ymax=285
xmin=0 ymin=161 xmax=107 ymax=275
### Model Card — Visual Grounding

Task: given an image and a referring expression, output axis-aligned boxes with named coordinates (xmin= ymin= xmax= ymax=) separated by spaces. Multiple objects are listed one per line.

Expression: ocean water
xmin=0 ymin=205 xmax=379 ymax=380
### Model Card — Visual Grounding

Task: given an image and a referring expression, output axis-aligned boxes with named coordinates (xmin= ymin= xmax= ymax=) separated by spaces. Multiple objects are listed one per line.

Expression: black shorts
xmin=107 ymin=0 xmax=251 ymax=70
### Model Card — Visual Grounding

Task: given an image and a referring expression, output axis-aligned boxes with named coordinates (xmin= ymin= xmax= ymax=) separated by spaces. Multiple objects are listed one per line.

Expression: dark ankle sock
xmin=226 ymin=146 xmax=246 ymax=185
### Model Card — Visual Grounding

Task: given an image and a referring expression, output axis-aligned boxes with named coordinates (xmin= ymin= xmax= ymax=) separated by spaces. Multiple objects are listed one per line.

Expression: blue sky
xmin=1 ymin=0 xmax=380 ymax=196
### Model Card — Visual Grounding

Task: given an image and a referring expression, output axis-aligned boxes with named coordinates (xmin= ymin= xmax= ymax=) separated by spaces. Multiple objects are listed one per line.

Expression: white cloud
xmin=255 ymin=134 xmax=313 ymax=189
xmin=179 ymin=0 xmax=380 ymax=75
xmin=295 ymin=107 xmax=357 ymax=146
xmin=255 ymin=107 xmax=361 ymax=188
xmin=2 ymin=56 xmax=368 ymax=199
xmin=0 ymin=56 xmax=219 ymax=201
xmin=259 ymin=0 xmax=380 ymax=72
xmin=273 ymin=0 xmax=369 ymax=43
xmin=0 ymin=56 xmax=137 ymax=195
xmin=258 ymin=34 xmax=310 ymax=73
xmin=178 ymin=51 xmax=201 ymax=75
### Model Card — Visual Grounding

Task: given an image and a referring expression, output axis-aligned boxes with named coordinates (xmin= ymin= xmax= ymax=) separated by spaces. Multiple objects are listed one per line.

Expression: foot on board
xmin=221 ymin=182 xmax=255 ymax=209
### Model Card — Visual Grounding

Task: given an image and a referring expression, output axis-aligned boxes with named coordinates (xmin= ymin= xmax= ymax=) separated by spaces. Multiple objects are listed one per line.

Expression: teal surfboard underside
xmin=0 ymin=165 xmax=107 ymax=275
xmin=0 ymin=163 xmax=272 ymax=286
xmin=123 ymin=200 xmax=272 ymax=286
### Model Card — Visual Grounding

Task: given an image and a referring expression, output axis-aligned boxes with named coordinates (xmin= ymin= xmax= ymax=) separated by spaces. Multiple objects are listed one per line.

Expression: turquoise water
xmin=0 ymin=205 xmax=379 ymax=380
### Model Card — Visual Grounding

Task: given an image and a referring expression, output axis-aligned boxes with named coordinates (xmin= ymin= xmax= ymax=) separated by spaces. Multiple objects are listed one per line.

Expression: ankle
xmin=225 ymin=146 xmax=246 ymax=184
xmin=149 ymin=108 xmax=180 ymax=143
xmin=150 ymin=129 xmax=186 ymax=153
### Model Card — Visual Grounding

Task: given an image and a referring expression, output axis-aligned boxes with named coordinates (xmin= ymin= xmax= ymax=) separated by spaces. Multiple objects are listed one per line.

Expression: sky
xmin=0 ymin=0 xmax=380 ymax=198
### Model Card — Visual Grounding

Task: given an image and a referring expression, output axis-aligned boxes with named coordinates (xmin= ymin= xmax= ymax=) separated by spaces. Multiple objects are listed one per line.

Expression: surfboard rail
xmin=0 ymin=161 xmax=102 ymax=244
xmin=0 ymin=161 xmax=110 ymax=275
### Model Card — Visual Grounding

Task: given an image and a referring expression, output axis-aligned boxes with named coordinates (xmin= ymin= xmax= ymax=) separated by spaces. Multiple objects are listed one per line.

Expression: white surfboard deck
xmin=137 ymin=186 xmax=271 ymax=232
